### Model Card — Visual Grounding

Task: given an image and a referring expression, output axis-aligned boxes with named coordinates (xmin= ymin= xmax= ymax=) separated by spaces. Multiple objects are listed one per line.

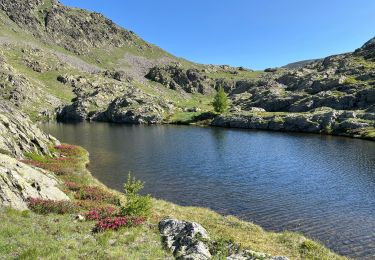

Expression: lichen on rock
xmin=0 ymin=153 xmax=69 ymax=210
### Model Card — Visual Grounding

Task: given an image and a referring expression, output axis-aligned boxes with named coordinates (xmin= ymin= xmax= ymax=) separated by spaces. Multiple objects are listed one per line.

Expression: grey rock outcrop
xmin=159 ymin=219 xmax=212 ymax=260
xmin=0 ymin=0 xmax=140 ymax=54
xmin=0 ymin=153 xmax=69 ymax=210
xmin=0 ymin=103 xmax=59 ymax=158
xmin=56 ymin=75 xmax=173 ymax=124
xmin=211 ymin=109 xmax=375 ymax=139
xmin=146 ymin=65 xmax=215 ymax=94
xmin=159 ymin=219 xmax=290 ymax=260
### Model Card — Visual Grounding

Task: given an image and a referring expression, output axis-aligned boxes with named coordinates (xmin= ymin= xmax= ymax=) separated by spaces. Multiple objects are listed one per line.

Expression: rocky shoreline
xmin=210 ymin=109 xmax=375 ymax=141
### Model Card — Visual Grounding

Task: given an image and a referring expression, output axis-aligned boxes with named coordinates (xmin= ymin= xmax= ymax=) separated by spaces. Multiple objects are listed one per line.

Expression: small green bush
xmin=213 ymin=86 xmax=229 ymax=113
xmin=121 ymin=173 xmax=152 ymax=218
xmin=300 ymin=240 xmax=320 ymax=254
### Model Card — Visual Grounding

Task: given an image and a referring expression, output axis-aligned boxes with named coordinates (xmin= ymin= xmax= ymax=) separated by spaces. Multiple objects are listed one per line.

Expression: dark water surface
xmin=41 ymin=123 xmax=375 ymax=259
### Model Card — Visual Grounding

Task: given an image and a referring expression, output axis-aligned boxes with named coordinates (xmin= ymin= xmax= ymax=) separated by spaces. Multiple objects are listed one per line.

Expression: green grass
xmin=352 ymin=127 xmax=375 ymax=141
xmin=167 ymin=111 xmax=202 ymax=124
xmin=331 ymin=90 xmax=347 ymax=97
xmin=206 ymin=70 xmax=264 ymax=80
xmin=35 ymin=0 xmax=54 ymax=24
xmin=352 ymin=56 xmax=375 ymax=70
xmin=0 ymin=208 xmax=168 ymax=259
xmin=343 ymin=76 xmax=360 ymax=85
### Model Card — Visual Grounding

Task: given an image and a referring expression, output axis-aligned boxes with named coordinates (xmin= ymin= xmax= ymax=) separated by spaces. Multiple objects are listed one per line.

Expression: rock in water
xmin=159 ymin=219 xmax=212 ymax=260
xmin=0 ymin=154 xmax=69 ymax=210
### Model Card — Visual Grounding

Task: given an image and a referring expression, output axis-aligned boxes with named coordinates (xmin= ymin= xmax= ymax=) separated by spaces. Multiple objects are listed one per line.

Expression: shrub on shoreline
xmin=75 ymin=186 xmax=119 ymax=205
xmin=27 ymin=198 xmax=79 ymax=215
xmin=85 ymin=207 xmax=118 ymax=221
xmin=93 ymin=216 xmax=146 ymax=233
xmin=121 ymin=173 xmax=152 ymax=218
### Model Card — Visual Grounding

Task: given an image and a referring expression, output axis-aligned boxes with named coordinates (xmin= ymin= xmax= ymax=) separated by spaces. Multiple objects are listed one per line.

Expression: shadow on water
xmin=41 ymin=122 xmax=375 ymax=259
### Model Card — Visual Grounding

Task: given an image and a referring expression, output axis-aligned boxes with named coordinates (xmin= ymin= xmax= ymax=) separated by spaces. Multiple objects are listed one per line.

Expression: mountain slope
xmin=0 ymin=0 xmax=373 ymax=140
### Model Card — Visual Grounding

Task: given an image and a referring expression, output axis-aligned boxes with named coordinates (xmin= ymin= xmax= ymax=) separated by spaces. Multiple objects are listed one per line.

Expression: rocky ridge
xmin=0 ymin=0 xmax=142 ymax=54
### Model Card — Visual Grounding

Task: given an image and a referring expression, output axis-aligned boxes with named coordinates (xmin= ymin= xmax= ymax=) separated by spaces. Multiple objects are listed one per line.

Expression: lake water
xmin=41 ymin=123 xmax=375 ymax=259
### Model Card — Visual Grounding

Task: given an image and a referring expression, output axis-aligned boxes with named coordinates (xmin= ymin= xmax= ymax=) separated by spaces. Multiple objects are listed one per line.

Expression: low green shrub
xmin=300 ymin=240 xmax=320 ymax=254
xmin=121 ymin=195 xmax=152 ymax=217
xmin=121 ymin=173 xmax=152 ymax=218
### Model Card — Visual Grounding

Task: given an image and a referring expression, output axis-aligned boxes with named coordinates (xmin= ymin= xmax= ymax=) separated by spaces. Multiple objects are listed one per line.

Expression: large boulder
xmin=0 ymin=153 xmax=69 ymax=210
xmin=159 ymin=219 xmax=212 ymax=260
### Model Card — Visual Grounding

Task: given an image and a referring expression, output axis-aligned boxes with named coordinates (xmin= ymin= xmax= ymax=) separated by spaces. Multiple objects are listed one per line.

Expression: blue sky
xmin=60 ymin=0 xmax=375 ymax=70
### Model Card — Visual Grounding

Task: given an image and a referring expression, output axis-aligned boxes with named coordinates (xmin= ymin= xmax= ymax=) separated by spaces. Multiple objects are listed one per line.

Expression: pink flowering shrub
xmin=85 ymin=207 xmax=117 ymax=221
xmin=64 ymin=181 xmax=81 ymax=191
xmin=55 ymin=144 xmax=84 ymax=157
xmin=93 ymin=216 xmax=146 ymax=233
xmin=28 ymin=198 xmax=79 ymax=214
xmin=75 ymin=186 xmax=119 ymax=205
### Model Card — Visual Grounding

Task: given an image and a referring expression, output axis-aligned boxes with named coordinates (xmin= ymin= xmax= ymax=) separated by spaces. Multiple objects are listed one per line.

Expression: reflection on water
xmin=41 ymin=122 xmax=375 ymax=259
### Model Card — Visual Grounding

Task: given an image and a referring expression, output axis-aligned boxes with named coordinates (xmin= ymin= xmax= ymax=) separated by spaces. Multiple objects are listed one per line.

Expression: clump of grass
xmin=55 ymin=144 xmax=86 ymax=157
xmin=343 ymin=76 xmax=359 ymax=85
xmin=22 ymin=144 xmax=85 ymax=175
xmin=208 ymin=238 xmax=240 ymax=258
